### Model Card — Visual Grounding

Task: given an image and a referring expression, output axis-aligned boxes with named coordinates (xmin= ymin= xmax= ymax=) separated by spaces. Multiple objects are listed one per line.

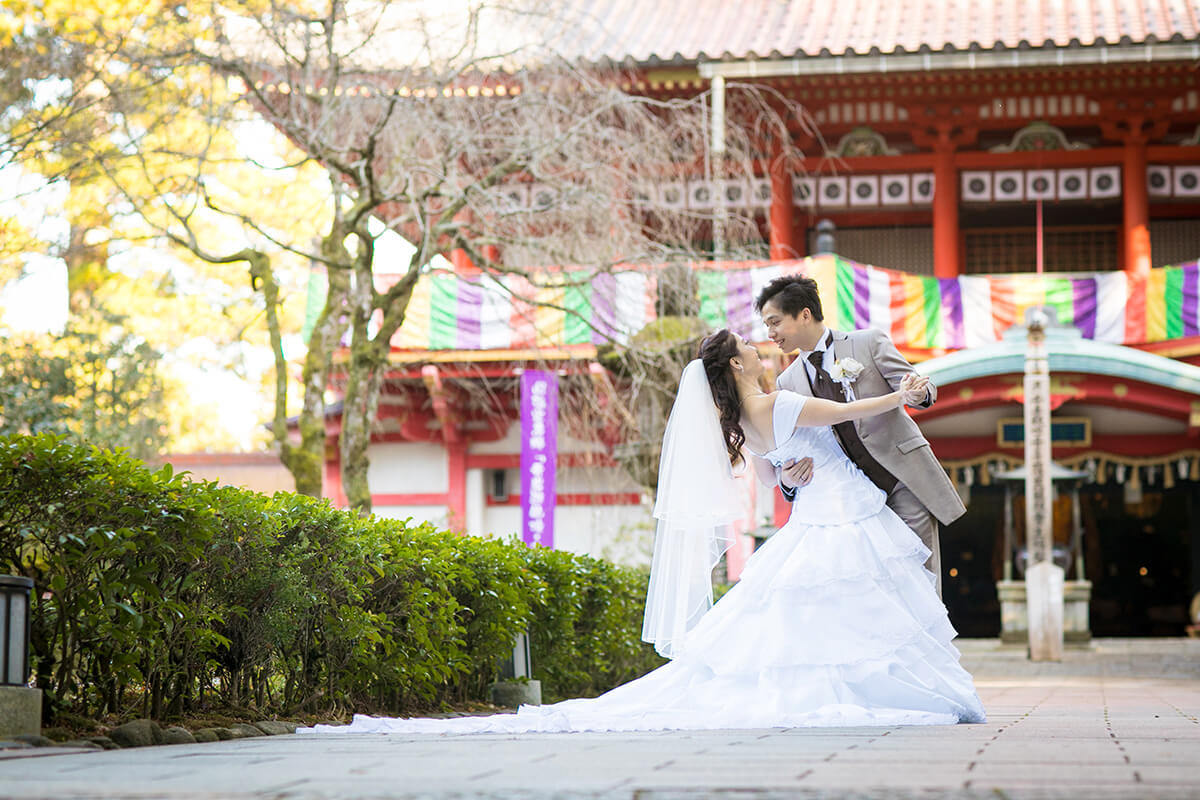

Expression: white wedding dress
xmin=299 ymin=391 xmax=985 ymax=736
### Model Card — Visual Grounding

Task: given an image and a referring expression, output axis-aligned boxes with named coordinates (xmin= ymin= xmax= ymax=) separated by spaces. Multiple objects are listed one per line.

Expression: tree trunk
xmin=63 ymin=219 xmax=110 ymax=316
xmin=336 ymin=234 xmax=425 ymax=513
xmin=252 ymin=252 xmax=319 ymax=496
xmin=338 ymin=335 xmax=386 ymax=513
xmin=337 ymin=236 xmax=384 ymax=514
xmin=251 ymin=239 xmax=348 ymax=498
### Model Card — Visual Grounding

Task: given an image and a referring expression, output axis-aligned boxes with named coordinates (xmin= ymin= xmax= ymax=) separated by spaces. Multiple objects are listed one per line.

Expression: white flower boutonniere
xmin=828 ymin=357 xmax=864 ymax=386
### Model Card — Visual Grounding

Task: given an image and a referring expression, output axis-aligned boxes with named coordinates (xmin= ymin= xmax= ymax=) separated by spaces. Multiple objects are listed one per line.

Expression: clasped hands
xmin=898 ymin=373 xmax=931 ymax=406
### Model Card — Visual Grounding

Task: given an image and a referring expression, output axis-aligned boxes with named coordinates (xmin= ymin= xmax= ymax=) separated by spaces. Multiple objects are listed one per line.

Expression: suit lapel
xmin=778 ymin=355 xmax=812 ymax=396
xmin=829 ymin=330 xmax=859 ymax=423
xmin=830 ymin=330 xmax=855 ymax=373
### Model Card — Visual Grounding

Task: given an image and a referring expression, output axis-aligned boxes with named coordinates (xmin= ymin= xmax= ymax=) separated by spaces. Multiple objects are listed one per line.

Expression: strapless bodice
xmin=751 ymin=392 xmax=886 ymax=525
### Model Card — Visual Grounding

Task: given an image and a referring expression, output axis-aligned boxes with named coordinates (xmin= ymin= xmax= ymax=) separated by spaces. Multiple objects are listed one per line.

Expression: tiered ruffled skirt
xmin=299 ymin=499 xmax=985 ymax=736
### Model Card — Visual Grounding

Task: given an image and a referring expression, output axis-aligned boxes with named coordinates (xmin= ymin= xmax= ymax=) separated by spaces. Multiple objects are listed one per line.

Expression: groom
xmin=755 ymin=275 xmax=965 ymax=597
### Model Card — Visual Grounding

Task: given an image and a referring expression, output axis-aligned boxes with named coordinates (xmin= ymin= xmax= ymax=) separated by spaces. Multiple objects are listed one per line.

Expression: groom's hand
xmin=780 ymin=456 xmax=814 ymax=490
xmin=899 ymin=374 xmax=932 ymax=406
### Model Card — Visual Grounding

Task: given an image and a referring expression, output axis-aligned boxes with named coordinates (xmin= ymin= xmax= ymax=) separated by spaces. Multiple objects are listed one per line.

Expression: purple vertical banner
xmin=520 ymin=370 xmax=558 ymax=548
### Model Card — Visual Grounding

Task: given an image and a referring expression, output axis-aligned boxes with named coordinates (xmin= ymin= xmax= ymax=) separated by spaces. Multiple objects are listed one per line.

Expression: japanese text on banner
xmin=520 ymin=371 xmax=558 ymax=547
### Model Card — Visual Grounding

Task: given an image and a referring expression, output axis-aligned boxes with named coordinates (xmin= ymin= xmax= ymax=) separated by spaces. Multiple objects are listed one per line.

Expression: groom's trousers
xmin=887 ymin=482 xmax=942 ymax=599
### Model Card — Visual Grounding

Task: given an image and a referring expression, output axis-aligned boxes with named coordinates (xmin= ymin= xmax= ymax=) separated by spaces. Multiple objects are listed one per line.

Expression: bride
xmin=300 ymin=330 xmax=985 ymax=735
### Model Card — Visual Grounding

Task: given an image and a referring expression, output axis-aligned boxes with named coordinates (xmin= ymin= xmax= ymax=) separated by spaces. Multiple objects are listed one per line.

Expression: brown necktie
xmin=807 ymin=351 xmax=844 ymax=401
xmin=806 ymin=344 xmax=897 ymax=493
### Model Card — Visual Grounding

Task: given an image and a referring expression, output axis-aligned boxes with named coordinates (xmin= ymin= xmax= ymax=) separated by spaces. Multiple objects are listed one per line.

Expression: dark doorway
xmin=1086 ymin=484 xmax=1196 ymax=637
xmin=940 ymin=479 xmax=1198 ymax=638
xmin=940 ymin=486 xmax=1004 ymax=638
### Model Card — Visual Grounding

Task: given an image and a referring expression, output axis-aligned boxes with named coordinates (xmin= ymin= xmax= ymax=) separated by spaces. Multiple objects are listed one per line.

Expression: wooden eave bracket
xmin=421 ymin=364 xmax=461 ymax=444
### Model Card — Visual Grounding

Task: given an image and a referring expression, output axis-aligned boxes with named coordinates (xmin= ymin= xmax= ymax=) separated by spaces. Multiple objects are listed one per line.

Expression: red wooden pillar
xmin=769 ymin=165 xmax=797 ymax=260
xmin=933 ymin=145 xmax=960 ymax=279
xmin=773 ymin=488 xmax=791 ymax=528
xmin=914 ymin=113 xmax=975 ymax=278
xmin=1122 ymin=136 xmax=1151 ymax=277
xmin=447 ymin=442 xmax=467 ymax=530
xmin=324 ymin=447 xmax=346 ymax=508
xmin=450 ymin=206 xmax=487 ymax=273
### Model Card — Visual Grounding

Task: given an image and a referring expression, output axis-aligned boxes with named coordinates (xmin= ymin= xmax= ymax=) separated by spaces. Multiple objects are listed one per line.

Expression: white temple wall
xmin=372 ymin=505 xmax=450 ymax=527
xmin=361 ymin=437 xmax=653 ymax=567
xmin=367 ymin=442 xmax=448 ymax=493
xmin=478 ymin=503 xmax=652 ymax=566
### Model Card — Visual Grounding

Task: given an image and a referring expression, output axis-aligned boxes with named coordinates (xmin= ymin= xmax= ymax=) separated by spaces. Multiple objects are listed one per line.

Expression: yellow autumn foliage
xmin=2 ymin=1 xmax=329 ymax=451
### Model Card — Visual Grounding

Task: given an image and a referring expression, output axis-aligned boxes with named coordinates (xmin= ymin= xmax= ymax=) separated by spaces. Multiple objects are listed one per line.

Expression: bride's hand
xmin=899 ymin=374 xmax=930 ymax=406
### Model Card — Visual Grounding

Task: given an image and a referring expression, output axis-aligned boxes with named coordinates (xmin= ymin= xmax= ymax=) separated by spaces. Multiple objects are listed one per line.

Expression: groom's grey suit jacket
xmin=776 ymin=327 xmax=966 ymax=526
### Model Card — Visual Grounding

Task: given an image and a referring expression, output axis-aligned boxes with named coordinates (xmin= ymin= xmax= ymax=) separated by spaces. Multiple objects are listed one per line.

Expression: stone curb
xmin=0 ymin=718 xmax=299 ymax=753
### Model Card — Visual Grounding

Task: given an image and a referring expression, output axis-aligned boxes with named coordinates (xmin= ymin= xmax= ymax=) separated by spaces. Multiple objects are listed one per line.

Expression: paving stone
xmin=0 ymin=649 xmax=1198 ymax=799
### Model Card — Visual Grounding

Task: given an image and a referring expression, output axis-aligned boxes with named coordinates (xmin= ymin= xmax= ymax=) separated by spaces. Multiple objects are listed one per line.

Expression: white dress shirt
xmin=799 ymin=327 xmax=857 ymax=401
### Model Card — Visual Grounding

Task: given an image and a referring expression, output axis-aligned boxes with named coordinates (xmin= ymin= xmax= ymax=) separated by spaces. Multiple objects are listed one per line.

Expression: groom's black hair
xmin=754 ymin=275 xmax=824 ymax=321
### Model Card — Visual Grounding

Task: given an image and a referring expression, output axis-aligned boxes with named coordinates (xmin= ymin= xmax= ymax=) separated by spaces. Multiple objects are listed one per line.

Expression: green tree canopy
xmin=0 ymin=312 xmax=169 ymax=459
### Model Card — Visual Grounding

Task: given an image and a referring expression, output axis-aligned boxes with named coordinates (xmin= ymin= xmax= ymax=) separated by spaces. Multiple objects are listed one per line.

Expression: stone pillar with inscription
xmin=1023 ymin=308 xmax=1064 ymax=661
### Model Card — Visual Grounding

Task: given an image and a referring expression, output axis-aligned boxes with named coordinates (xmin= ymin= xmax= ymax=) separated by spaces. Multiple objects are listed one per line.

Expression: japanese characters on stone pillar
xmin=1023 ymin=307 xmax=1064 ymax=661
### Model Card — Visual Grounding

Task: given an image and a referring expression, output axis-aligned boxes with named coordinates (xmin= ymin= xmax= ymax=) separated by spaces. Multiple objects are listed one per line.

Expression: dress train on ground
xmin=299 ymin=391 xmax=985 ymax=736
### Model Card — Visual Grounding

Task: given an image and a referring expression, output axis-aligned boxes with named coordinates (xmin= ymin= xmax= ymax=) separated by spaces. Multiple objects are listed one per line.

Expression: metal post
xmin=1003 ymin=484 xmax=1014 ymax=581
xmin=1071 ymin=485 xmax=1085 ymax=581
xmin=814 ymin=218 xmax=836 ymax=255
xmin=489 ymin=630 xmax=541 ymax=707
xmin=710 ymin=74 xmax=727 ymax=260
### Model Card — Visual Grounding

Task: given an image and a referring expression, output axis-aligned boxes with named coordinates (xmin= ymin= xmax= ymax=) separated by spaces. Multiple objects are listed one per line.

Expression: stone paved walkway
xmin=1 ymin=639 xmax=1197 ymax=799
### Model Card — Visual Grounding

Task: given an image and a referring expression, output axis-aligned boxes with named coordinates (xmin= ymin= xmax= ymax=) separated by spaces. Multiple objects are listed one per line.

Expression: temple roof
xmin=544 ymin=0 xmax=1200 ymax=66
xmin=917 ymin=319 xmax=1200 ymax=393
xmin=255 ymin=2 xmax=1200 ymax=76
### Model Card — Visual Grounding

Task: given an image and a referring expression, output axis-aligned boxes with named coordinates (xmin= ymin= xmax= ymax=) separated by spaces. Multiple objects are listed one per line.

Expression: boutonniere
xmin=828 ymin=357 xmax=864 ymax=385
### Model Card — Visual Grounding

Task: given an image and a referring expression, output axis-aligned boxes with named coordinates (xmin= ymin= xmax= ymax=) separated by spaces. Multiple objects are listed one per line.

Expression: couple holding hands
xmin=303 ymin=274 xmax=985 ymax=736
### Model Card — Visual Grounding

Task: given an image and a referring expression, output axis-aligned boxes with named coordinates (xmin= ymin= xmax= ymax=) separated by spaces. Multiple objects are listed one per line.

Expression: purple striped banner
xmin=1183 ymin=263 xmax=1199 ymax=338
xmin=725 ymin=269 xmax=755 ymax=337
xmin=853 ymin=265 xmax=871 ymax=329
xmin=590 ymin=272 xmax=618 ymax=344
xmin=1072 ymin=277 xmax=1098 ymax=340
xmin=939 ymin=278 xmax=964 ymax=350
xmin=456 ymin=278 xmax=483 ymax=350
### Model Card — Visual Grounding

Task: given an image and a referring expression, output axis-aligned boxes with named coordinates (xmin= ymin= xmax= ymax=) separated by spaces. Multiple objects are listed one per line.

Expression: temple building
xmin=303 ymin=1 xmax=1200 ymax=637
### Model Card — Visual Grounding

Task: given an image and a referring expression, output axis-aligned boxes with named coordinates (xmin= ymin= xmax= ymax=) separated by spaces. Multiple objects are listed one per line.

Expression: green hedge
xmin=0 ymin=434 xmax=663 ymax=722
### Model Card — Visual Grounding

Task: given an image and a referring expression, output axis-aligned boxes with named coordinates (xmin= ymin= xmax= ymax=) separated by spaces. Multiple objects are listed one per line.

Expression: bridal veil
xmin=641 ymin=359 xmax=744 ymax=658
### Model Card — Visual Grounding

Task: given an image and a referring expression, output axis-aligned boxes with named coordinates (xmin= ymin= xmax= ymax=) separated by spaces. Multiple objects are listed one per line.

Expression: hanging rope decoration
xmin=941 ymin=452 xmax=1200 ymax=491
xmin=943 ymin=455 xmax=1020 ymax=488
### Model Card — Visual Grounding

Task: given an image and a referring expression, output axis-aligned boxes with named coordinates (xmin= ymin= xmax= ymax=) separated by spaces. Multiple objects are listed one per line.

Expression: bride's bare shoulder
xmin=742 ymin=392 xmax=778 ymax=428
xmin=744 ymin=391 xmax=779 ymax=412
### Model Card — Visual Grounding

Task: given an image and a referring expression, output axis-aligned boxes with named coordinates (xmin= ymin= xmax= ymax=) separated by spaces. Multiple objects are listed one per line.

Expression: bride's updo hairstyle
xmin=698 ymin=329 xmax=746 ymax=467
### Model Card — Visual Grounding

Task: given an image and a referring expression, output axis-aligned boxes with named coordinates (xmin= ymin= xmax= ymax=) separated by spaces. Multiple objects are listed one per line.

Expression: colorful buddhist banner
xmin=362 ymin=257 xmax=1200 ymax=352
xmin=520 ymin=370 xmax=558 ymax=548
